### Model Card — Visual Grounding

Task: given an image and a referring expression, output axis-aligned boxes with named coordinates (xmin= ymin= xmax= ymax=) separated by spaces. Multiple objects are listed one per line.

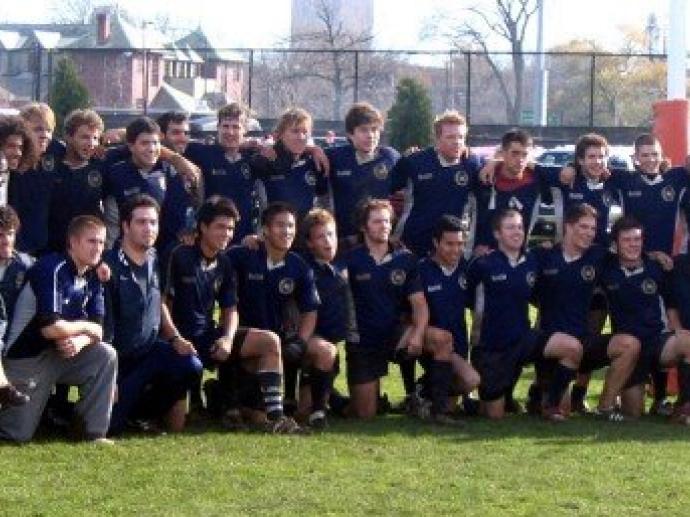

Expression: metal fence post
xmin=248 ymin=49 xmax=254 ymax=109
xmin=354 ymin=50 xmax=359 ymax=102
xmin=589 ymin=53 xmax=596 ymax=128
xmin=465 ymin=52 xmax=471 ymax=122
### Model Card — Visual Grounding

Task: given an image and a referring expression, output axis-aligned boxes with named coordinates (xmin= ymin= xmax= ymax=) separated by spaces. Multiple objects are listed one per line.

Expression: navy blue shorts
xmin=345 ymin=327 xmax=407 ymax=385
xmin=191 ymin=327 xmax=249 ymax=369
xmin=578 ymin=334 xmax=613 ymax=374
xmin=472 ymin=330 xmax=545 ymax=402
xmin=626 ymin=332 xmax=673 ymax=388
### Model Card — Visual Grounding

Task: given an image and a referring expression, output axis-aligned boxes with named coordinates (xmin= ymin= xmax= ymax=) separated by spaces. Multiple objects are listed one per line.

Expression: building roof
xmin=175 ymin=28 xmax=246 ymax=63
xmin=148 ymin=82 xmax=211 ymax=113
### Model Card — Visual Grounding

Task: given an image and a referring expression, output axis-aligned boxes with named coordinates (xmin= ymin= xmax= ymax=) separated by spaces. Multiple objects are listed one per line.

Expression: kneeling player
xmin=417 ymin=215 xmax=480 ymax=422
xmin=597 ymin=216 xmax=690 ymax=422
xmin=532 ymin=204 xmax=638 ymax=420
xmin=297 ymin=209 xmax=344 ymax=427
xmin=342 ymin=199 xmax=432 ymax=419
xmin=227 ymin=202 xmax=329 ymax=432
xmin=466 ymin=208 xmax=594 ymax=420
xmin=165 ymin=197 xmax=297 ymax=431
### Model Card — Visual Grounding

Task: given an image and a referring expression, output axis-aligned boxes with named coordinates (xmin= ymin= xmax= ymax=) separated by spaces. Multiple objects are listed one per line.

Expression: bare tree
xmin=50 ymin=0 xmax=97 ymax=23
xmin=427 ymin=0 xmax=538 ymax=124
xmin=287 ymin=0 xmax=376 ymax=119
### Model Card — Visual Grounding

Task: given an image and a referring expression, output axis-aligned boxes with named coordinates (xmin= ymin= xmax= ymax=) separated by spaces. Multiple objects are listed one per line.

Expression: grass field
xmin=2 ymin=365 xmax=690 ymax=517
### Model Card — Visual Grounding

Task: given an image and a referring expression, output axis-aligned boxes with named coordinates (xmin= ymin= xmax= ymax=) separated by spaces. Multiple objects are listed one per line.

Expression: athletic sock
xmin=284 ymin=365 xmax=298 ymax=403
xmin=652 ymin=369 xmax=668 ymax=402
xmin=677 ymin=361 xmax=690 ymax=405
xmin=571 ymin=384 xmax=587 ymax=404
xmin=399 ymin=358 xmax=416 ymax=396
xmin=429 ymin=360 xmax=453 ymax=415
xmin=546 ymin=363 xmax=576 ymax=408
xmin=257 ymin=370 xmax=283 ymax=421
xmin=309 ymin=367 xmax=332 ymax=413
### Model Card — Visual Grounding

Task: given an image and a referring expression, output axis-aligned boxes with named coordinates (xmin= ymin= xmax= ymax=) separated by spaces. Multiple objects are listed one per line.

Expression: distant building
xmin=0 ymin=6 xmax=245 ymax=114
xmin=290 ymin=0 xmax=373 ymax=48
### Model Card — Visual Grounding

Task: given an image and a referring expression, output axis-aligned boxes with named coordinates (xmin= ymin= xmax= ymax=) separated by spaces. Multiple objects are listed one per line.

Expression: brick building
xmin=0 ymin=6 xmax=246 ymax=114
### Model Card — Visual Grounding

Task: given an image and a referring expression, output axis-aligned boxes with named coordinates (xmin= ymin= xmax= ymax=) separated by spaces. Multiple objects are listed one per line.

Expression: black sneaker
xmin=0 ymin=384 xmax=29 ymax=407
xmin=461 ymin=396 xmax=480 ymax=417
xmin=649 ymin=399 xmax=674 ymax=417
xmin=221 ymin=408 xmax=246 ymax=431
xmin=377 ymin=393 xmax=393 ymax=415
xmin=308 ymin=410 xmax=328 ymax=430
xmin=594 ymin=407 xmax=625 ymax=423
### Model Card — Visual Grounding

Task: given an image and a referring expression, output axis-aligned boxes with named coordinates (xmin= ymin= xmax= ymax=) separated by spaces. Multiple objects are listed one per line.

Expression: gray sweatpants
xmin=0 ymin=342 xmax=117 ymax=442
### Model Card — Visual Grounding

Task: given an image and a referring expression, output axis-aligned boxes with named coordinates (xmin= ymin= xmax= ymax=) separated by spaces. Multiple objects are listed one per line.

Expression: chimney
xmin=97 ymin=11 xmax=111 ymax=44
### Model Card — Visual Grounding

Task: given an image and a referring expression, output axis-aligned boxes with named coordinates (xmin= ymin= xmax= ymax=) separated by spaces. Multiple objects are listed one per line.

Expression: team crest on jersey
xmin=279 ymin=277 xmax=295 ymax=295
xmin=240 ymin=163 xmax=252 ymax=180
xmin=526 ymin=271 xmax=536 ymax=287
xmin=661 ymin=185 xmax=675 ymax=202
xmin=581 ymin=265 xmax=596 ymax=282
xmin=87 ymin=170 xmax=102 ymax=188
xmin=458 ymin=274 xmax=468 ymax=290
xmin=390 ymin=268 xmax=407 ymax=286
xmin=508 ymin=196 xmax=524 ymax=211
xmin=454 ymin=170 xmax=469 ymax=187
xmin=373 ymin=163 xmax=389 ymax=180
xmin=641 ymin=278 xmax=657 ymax=295
xmin=304 ymin=171 xmax=317 ymax=186
xmin=41 ymin=155 xmax=55 ymax=172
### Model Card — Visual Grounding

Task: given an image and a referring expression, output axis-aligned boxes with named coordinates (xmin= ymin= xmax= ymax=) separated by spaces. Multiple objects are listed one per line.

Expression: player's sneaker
xmin=426 ymin=412 xmax=464 ymax=427
xmin=264 ymin=415 xmax=306 ymax=434
xmin=87 ymin=436 xmax=115 ymax=446
xmin=670 ymin=402 xmax=690 ymax=425
xmin=594 ymin=407 xmax=625 ymax=423
xmin=461 ymin=396 xmax=480 ymax=417
xmin=0 ymin=384 xmax=29 ymax=407
xmin=570 ymin=396 xmax=591 ymax=415
xmin=221 ymin=408 xmax=246 ymax=431
xmin=542 ymin=406 xmax=566 ymax=423
xmin=649 ymin=399 xmax=674 ymax=417
xmin=308 ymin=410 xmax=328 ymax=430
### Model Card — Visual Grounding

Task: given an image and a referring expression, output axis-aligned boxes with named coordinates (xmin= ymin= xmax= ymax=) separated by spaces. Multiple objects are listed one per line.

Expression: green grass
xmin=2 ymin=366 xmax=690 ymax=516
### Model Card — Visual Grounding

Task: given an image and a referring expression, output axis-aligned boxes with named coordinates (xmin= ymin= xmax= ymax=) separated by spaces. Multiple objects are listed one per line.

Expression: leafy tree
xmin=387 ymin=77 xmax=433 ymax=151
xmin=49 ymin=57 xmax=90 ymax=135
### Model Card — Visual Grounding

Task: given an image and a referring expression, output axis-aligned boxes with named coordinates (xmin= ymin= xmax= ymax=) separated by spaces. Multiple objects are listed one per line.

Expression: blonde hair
xmin=19 ymin=102 xmax=56 ymax=131
xmin=433 ymin=110 xmax=466 ymax=138
xmin=275 ymin=108 xmax=312 ymax=138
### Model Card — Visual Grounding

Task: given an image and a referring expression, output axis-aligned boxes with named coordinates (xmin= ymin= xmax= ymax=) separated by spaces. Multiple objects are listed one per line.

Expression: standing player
xmin=104 ymin=195 xmax=203 ymax=435
xmin=251 ymin=109 xmax=326 ymax=221
xmin=10 ymin=104 xmax=63 ymax=256
xmin=474 ymin=129 xmax=552 ymax=254
xmin=342 ymin=199 xmax=431 ymax=419
xmin=393 ymin=111 xmax=482 ymax=258
xmin=417 ymin=215 xmax=481 ymax=420
xmin=227 ymin=202 xmax=327 ymax=433
xmin=184 ymin=104 xmax=262 ymax=244
xmin=0 ymin=216 xmax=116 ymax=443
xmin=47 ymin=110 xmax=107 ymax=252
xmin=323 ymin=102 xmax=400 ymax=249
xmin=103 ymin=117 xmax=200 ymax=253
